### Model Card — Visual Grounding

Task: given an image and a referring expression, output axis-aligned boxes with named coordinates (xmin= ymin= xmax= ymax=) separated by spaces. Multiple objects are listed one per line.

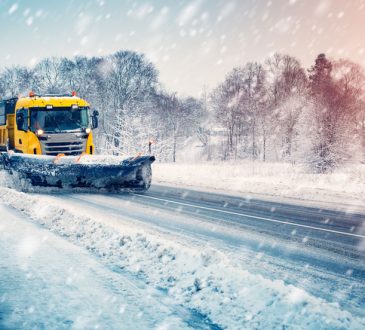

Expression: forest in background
xmin=0 ymin=51 xmax=364 ymax=173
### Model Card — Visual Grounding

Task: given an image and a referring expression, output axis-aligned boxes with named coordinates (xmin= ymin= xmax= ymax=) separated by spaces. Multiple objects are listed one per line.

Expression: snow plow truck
xmin=0 ymin=92 xmax=155 ymax=192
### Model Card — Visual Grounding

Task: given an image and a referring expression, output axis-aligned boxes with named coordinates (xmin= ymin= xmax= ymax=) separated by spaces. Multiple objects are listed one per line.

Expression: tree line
xmin=209 ymin=53 xmax=364 ymax=172
xmin=0 ymin=51 xmax=364 ymax=172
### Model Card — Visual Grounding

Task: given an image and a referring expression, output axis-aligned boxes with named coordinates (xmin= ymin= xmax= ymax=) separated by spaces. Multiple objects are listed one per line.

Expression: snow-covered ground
xmin=1 ymin=172 xmax=364 ymax=329
xmin=0 ymin=204 xmax=189 ymax=330
xmin=153 ymin=162 xmax=365 ymax=211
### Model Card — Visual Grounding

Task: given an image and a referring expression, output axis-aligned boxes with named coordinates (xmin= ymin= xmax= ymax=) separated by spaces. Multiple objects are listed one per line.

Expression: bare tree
xmin=265 ymin=54 xmax=308 ymax=161
xmin=211 ymin=63 xmax=267 ymax=160
xmin=33 ymin=57 xmax=65 ymax=93
xmin=100 ymin=51 xmax=158 ymax=154
xmin=332 ymin=59 xmax=365 ymax=163
xmin=0 ymin=66 xmax=36 ymax=97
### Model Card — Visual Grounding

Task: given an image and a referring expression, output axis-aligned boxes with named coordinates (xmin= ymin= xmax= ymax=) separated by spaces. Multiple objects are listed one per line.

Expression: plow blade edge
xmin=0 ymin=153 xmax=155 ymax=192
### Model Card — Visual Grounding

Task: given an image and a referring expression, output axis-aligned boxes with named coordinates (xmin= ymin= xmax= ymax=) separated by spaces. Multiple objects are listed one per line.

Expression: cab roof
xmin=15 ymin=95 xmax=89 ymax=109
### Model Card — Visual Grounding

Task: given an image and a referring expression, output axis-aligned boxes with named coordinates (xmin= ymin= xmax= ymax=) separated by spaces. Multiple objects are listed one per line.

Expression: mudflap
xmin=0 ymin=152 xmax=155 ymax=192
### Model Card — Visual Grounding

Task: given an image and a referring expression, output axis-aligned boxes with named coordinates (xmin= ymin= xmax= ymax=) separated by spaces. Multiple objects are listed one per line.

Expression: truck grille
xmin=40 ymin=133 xmax=87 ymax=156
xmin=44 ymin=141 xmax=84 ymax=156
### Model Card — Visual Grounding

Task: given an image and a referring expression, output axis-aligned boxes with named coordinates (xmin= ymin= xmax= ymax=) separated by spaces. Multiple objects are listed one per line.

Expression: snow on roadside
xmin=0 ymin=184 xmax=364 ymax=329
xmin=153 ymin=162 xmax=365 ymax=210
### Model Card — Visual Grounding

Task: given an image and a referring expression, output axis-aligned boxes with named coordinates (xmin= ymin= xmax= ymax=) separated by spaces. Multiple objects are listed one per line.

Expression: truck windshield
xmin=30 ymin=107 xmax=89 ymax=133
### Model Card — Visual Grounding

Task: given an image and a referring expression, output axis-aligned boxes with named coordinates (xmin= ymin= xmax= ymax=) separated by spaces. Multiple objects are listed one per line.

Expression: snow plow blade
xmin=0 ymin=152 xmax=155 ymax=192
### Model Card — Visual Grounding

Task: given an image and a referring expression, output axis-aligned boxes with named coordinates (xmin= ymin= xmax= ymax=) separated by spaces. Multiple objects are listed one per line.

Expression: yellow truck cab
xmin=0 ymin=92 xmax=99 ymax=156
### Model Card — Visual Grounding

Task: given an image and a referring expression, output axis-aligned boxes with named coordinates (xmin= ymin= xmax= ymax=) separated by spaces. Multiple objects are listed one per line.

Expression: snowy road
xmin=1 ymin=183 xmax=365 ymax=329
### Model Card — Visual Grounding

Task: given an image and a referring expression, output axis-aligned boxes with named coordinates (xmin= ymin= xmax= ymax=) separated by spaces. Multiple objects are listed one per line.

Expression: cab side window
xmin=16 ymin=108 xmax=29 ymax=131
xmin=0 ymin=102 xmax=5 ymax=126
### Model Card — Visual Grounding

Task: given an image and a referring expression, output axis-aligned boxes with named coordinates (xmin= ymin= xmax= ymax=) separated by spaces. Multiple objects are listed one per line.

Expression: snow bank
xmin=0 ymin=184 xmax=364 ymax=329
xmin=153 ymin=162 xmax=365 ymax=210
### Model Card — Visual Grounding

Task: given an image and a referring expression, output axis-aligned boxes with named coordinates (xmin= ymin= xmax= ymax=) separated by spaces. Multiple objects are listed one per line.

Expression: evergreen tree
xmin=305 ymin=54 xmax=358 ymax=172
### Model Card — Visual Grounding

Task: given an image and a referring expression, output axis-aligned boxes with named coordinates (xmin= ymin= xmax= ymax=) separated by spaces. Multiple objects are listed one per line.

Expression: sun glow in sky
xmin=0 ymin=0 xmax=364 ymax=96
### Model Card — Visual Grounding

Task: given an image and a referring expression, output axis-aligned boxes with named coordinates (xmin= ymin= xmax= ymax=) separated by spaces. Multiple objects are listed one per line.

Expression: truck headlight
xmin=85 ymin=128 xmax=91 ymax=134
xmin=36 ymin=129 xmax=44 ymax=136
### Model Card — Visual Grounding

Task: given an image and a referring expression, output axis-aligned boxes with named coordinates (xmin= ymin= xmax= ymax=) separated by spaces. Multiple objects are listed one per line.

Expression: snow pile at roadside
xmin=0 ymin=186 xmax=364 ymax=329
xmin=153 ymin=162 xmax=365 ymax=208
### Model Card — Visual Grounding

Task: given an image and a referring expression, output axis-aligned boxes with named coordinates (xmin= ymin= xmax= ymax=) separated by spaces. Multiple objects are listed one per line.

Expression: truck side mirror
xmin=91 ymin=110 xmax=99 ymax=129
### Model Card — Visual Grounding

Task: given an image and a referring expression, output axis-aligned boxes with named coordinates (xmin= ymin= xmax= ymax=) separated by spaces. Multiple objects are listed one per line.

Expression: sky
xmin=0 ymin=0 xmax=364 ymax=97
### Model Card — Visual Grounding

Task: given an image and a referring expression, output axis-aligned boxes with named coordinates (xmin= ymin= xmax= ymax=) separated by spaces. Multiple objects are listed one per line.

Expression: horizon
xmin=1 ymin=0 xmax=364 ymax=97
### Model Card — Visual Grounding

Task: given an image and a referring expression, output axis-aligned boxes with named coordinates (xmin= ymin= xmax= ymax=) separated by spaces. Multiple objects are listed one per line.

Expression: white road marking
xmin=135 ymin=194 xmax=365 ymax=239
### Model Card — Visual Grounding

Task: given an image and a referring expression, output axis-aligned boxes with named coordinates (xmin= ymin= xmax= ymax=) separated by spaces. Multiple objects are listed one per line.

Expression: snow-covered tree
xmin=303 ymin=54 xmax=364 ymax=172
xmin=265 ymin=54 xmax=308 ymax=161
xmin=153 ymin=92 xmax=203 ymax=162
xmin=211 ymin=63 xmax=267 ymax=160
xmin=33 ymin=57 xmax=66 ymax=94
xmin=99 ymin=51 xmax=158 ymax=155
xmin=0 ymin=66 xmax=36 ymax=97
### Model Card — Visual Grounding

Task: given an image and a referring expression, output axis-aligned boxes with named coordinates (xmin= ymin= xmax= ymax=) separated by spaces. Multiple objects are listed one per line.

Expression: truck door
xmin=0 ymin=101 xmax=6 ymax=150
xmin=15 ymin=108 xmax=29 ymax=153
